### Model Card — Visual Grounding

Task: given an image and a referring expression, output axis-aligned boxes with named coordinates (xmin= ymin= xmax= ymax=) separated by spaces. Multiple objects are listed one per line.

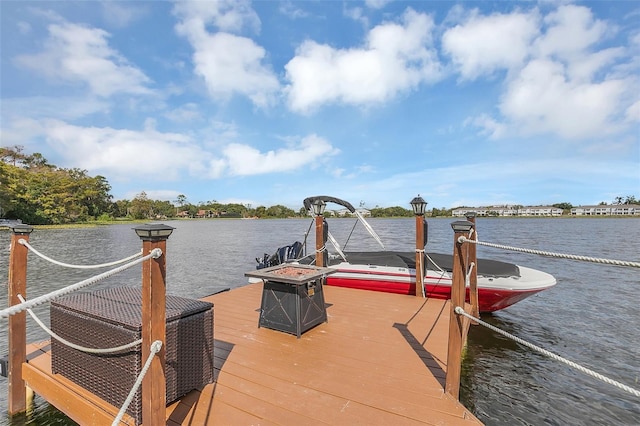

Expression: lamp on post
xmin=450 ymin=220 xmax=473 ymax=234
xmin=410 ymin=196 xmax=427 ymax=216
xmin=132 ymin=223 xmax=174 ymax=425
xmin=133 ymin=223 xmax=175 ymax=240
xmin=312 ymin=200 xmax=326 ymax=267
xmin=7 ymin=223 xmax=33 ymax=415
xmin=410 ymin=196 xmax=427 ymax=297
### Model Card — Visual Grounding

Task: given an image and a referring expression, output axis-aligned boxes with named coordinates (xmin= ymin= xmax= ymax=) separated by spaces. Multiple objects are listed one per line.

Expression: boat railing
xmin=2 ymin=223 xmax=173 ymax=425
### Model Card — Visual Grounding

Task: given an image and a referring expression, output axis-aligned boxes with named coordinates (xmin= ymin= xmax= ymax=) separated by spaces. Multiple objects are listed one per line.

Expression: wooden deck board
xmin=22 ymin=282 xmax=481 ymax=425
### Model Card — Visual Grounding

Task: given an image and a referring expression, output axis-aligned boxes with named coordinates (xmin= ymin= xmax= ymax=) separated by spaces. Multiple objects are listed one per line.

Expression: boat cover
xmin=333 ymin=251 xmax=520 ymax=278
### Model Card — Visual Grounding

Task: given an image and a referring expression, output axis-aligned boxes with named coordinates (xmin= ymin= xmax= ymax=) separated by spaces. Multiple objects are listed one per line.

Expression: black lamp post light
xmin=133 ymin=224 xmax=175 ymax=241
xmin=410 ymin=195 xmax=427 ymax=216
xmin=311 ymin=199 xmax=326 ymax=216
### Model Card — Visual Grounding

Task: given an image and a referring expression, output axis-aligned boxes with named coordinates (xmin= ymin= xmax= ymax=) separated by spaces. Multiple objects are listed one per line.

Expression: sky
xmin=1 ymin=0 xmax=638 ymax=211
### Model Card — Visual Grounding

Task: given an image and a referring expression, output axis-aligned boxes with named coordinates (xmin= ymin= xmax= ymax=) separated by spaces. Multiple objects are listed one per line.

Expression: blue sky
xmin=1 ymin=1 xmax=638 ymax=210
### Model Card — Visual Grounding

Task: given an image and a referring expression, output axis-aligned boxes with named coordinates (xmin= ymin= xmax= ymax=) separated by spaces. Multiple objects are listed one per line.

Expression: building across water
xmin=452 ymin=204 xmax=640 ymax=217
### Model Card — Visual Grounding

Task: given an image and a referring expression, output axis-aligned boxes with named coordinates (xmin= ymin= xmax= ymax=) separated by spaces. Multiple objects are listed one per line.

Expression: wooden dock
xmin=22 ymin=282 xmax=480 ymax=425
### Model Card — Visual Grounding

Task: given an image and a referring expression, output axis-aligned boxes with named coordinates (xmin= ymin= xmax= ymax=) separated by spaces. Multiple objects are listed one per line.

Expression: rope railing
xmin=458 ymin=237 xmax=640 ymax=268
xmin=0 ymin=248 xmax=162 ymax=320
xmin=17 ymin=295 xmax=142 ymax=354
xmin=19 ymin=239 xmax=143 ymax=269
xmin=112 ymin=340 xmax=162 ymax=426
xmin=454 ymin=307 xmax=640 ymax=398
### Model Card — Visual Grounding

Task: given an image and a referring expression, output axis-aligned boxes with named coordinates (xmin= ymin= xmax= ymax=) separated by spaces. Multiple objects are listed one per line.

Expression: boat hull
xmin=325 ymin=264 xmax=556 ymax=313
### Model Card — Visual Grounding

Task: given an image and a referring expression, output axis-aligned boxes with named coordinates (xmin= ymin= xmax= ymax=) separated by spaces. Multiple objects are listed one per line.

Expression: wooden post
xmin=134 ymin=224 xmax=173 ymax=426
xmin=414 ymin=215 xmax=424 ymax=297
xmin=445 ymin=221 xmax=472 ymax=399
xmin=464 ymin=212 xmax=479 ymax=321
xmin=7 ymin=224 xmax=33 ymax=415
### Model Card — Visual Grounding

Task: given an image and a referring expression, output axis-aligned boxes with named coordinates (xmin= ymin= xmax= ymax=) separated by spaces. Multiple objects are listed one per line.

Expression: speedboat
xmin=255 ymin=196 xmax=556 ymax=312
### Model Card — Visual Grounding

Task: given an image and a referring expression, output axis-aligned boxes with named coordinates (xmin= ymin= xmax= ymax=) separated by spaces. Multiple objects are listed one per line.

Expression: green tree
xmin=129 ymin=192 xmax=153 ymax=220
xmin=552 ymin=202 xmax=573 ymax=214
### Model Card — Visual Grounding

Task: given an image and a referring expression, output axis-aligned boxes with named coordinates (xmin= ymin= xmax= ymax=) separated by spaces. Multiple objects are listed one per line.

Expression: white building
xmin=570 ymin=204 xmax=640 ymax=216
xmin=452 ymin=205 xmax=563 ymax=217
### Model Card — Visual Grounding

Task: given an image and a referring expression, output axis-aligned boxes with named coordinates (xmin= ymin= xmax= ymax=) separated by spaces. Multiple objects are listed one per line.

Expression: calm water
xmin=0 ymin=218 xmax=639 ymax=425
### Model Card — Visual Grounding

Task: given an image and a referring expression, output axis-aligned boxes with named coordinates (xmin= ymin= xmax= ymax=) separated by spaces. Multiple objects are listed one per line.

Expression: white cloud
xmin=101 ymin=1 xmax=147 ymax=28
xmin=534 ymin=5 xmax=610 ymax=59
xmin=1 ymin=96 xmax=109 ymax=121
xmin=173 ymin=0 xmax=260 ymax=34
xmin=16 ymin=118 xmax=339 ymax=181
xmin=164 ymin=103 xmax=203 ymax=123
xmin=625 ymin=100 xmax=640 ymax=123
xmin=457 ymin=5 xmax=637 ymax=140
xmin=279 ymin=1 xmax=309 ymax=20
xmin=17 ymin=21 xmax=31 ymax=34
xmin=365 ymin=0 xmax=392 ymax=10
xmin=14 ymin=22 xmax=152 ymax=97
xmin=222 ymin=134 xmax=340 ymax=176
xmin=173 ymin=0 xmax=279 ymax=107
xmin=190 ymin=32 xmax=279 ymax=107
xmin=134 ymin=189 xmax=183 ymax=202
xmin=500 ymin=59 xmax=628 ymax=139
xmin=285 ymin=8 xmax=442 ymax=113
xmin=442 ymin=9 xmax=540 ymax=80
xmin=39 ymin=120 xmax=207 ymax=180
xmin=466 ymin=114 xmax=507 ymax=139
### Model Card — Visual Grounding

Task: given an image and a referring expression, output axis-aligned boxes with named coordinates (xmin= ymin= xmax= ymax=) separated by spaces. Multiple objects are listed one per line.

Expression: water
xmin=0 ymin=218 xmax=639 ymax=425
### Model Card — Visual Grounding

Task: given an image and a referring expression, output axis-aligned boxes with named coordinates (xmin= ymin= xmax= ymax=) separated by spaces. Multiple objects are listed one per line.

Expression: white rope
xmin=465 ymin=262 xmax=475 ymax=287
xmin=415 ymin=248 xmax=426 ymax=298
xmin=425 ymin=253 xmax=447 ymax=275
xmin=112 ymin=340 xmax=163 ymax=426
xmin=459 ymin=237 xmax=640 ymax=268
xmin=17 ymin=294 xmax=142 ymax=354
xmin=19 ymin=239 xmax=142 ymax=269
xmin=0 ymin=249 xmax=161 ymax=320
xmin=454 ymin=307 xmax=640 ymax=398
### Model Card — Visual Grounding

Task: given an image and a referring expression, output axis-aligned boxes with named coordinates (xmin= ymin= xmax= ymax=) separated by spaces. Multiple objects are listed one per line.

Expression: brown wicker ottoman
xmin=50 ymin=287 xmax=214 ymax=425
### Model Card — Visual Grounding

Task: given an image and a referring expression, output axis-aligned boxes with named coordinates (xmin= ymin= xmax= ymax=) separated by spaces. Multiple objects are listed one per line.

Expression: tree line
xmin=0 ymin=147 xmax=305 ymax=224
xmin=1 ymin=147 xmax=636 ymax=225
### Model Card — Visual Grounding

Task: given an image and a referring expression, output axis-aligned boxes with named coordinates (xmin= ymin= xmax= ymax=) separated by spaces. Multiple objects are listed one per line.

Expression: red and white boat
xmin=256 ymin=196 xmax=556 ymax=313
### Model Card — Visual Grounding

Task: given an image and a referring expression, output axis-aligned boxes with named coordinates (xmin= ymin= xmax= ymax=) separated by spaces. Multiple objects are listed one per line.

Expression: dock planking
xmin=22 ymin=282 xmax=480 ymax=425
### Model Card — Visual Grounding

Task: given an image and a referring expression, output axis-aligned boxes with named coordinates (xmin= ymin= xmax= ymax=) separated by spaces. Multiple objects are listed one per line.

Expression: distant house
xmin=332 ymin=208 xmax=370 ymax=217
xmin=176 ymin=210 xmax=190 ymax=218
xmin=517 ymin=206 xmax=563 ymax=216
xmin=196 ymin=209 xmax=214 ymax=218
xmin=570 ymin=204 xmax=640 ymax=216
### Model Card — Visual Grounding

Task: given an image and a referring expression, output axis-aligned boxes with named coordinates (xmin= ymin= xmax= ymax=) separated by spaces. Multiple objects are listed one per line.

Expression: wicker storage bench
xmin=50 ymin=287 xmax=214 ymax=425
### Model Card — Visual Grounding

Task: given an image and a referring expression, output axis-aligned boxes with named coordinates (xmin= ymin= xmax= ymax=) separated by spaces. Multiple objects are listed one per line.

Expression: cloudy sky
xmin=1 ymin=0 xmax=638 ymax=210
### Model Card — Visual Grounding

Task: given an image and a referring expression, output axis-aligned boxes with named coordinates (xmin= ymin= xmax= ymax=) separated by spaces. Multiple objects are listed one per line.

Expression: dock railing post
xmin=464 ymin=212 xmax=479 ymax=322
xmin=445 ymin=220 xmax=473 ymax=399
xmin=410 ymin=196 xmax=428 ymax=297
xmin=134 ymin=224 xmax=174 ymax=426
xmin=7 ymin=223 xmax=33 ymax=415
xmin=312 ymin=200 xmax=326 ymax=267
